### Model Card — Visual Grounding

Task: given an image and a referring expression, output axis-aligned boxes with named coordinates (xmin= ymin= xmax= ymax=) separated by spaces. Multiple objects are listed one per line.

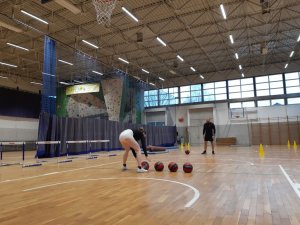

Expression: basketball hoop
xmin=92 ymin=0 xmax=117 ymax=26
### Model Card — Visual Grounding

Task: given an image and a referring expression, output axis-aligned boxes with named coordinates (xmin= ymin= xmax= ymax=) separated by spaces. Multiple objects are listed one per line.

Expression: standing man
xmin=201 ymin=118 xmax=216 ymax=155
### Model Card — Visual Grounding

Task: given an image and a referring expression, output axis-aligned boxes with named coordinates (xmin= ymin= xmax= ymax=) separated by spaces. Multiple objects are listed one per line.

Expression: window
xmin=229 ymin=101 xmax=255 ymax=108
xmin=203 ymin=81 xmax=226 ymax=102
xmin=228 ymin=78 xmax=254 ymax=99
xmin=255 ymin=74 xmax=283 ymax=96
xmin=144 ymin=90 xmax=158 ymax=107
xmin=257 ymin=100 xmax=270 ymax=107
xmin=180 ymin=85 xmax=201 ymax=104
xmin=159 ymin=87 xmax=179 ymax=106
xmin=285 ymin=72 xmax=300 ymax=94
xmin=287 ymin=97 xmax=300 ymax=105
xmin=271 ymin=99 xmax=284 ymax=106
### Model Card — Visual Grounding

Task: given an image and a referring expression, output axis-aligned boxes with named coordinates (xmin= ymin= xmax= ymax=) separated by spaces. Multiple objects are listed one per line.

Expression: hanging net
xmin=92 ymin=0 xmax=118 ymax=26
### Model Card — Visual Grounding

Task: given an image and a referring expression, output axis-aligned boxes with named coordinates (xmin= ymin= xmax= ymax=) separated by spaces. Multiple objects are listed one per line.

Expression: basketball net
xmin=92 ymin=0 xmax=117 ymax=25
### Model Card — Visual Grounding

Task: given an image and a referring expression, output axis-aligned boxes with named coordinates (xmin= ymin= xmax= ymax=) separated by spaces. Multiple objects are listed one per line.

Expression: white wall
xmin=0 ymin=116 xmax=39 ymax=141
xmin=144 ymin=103 xmax=300 ymax=146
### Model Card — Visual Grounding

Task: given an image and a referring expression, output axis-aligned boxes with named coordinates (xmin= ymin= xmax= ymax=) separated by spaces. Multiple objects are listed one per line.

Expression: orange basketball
xmin=141 ymin=161 xmax=149 ymax=170
xmin=168 ymin=162 xmax=178 ymax=172
xmin=183 ymin=162 xmax=193 ymax=173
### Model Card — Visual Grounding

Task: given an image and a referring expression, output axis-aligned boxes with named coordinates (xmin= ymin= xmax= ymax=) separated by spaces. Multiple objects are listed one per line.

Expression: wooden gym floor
xmin=0 ymin=145 xmax=300 ymax=225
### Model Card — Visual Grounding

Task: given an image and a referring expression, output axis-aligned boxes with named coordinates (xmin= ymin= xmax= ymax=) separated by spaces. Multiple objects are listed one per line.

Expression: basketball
xmin=183 ymin=162 xmax=193 ymax=173
xmin=168 ymin=162 xmax=178 ymax=172
xmin=154 ymin=161 xmax=164 ymax=171
xmin=185 ymin=149 xmax=190 ymax=155
xmin=141 ymin=161 xmax=149 ymax=170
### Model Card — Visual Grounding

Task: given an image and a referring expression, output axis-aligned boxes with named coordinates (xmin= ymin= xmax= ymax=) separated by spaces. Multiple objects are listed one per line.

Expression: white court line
xmin=23 ymin=177 xmax=200 ymax=208
xmin=295 ymin=183 xmax=300 ymax=189
xmin=0 ymin=161 xmax=120 ymax=184
xmin=279 ymin=165 xmax=300 ymax=199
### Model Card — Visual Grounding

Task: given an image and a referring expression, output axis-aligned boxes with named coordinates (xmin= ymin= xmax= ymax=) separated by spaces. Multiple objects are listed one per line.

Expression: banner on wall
xmin=66 ymin=83 xmax=100 ymax=95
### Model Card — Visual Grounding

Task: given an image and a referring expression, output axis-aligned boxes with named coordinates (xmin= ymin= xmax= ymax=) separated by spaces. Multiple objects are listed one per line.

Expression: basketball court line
xmin=279 ymin=165 xmax=300 ymax=199
xmin=23 ymin=177 xmax=200 ymax=208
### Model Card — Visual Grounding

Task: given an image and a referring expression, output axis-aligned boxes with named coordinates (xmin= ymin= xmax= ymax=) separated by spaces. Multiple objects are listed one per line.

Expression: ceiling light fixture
xmin=190 ymin=67 xmax=196 ymax=72
xmin=200 ymin=75 xmax=204 ymax=79
xmin=149 ymin=82 xmax=155 ymax=86
xmin=0 ymin=75 xmax=8 ymax=79
xmin=235 ymin=53 xmax=239 ymax=59
xmin=156 ymin=37 xmax=167 ymax=47
xmin=290 ymin=51 xmax=294 ymax=58
xmin=229 ymin=35 xmax=234 ymax=44
xmin=297 ymin=35 xmax=300 ymax=42
xmin=220 ymin=4 xmax=227 ymax=19
xmin=6 ymin=42 xmax=29 ymax=51
xmin=30 ymin=81 xmax=43 ymax=85
xmin=0 ymin=61 xmax=17 ymax=67
xmin=118 ymin=57 xmax=129 ymax=64
xmin=169 ymin=70 xmax=176 ymax=74
xmin=241 ymin=73 xmax=245 ymax=77
xmin=58 ymin=59 xmax=73 ymax=65
xmin=239 ymin=65 xmax=242 ymax=70
xmin=82 ymin=40 xmax=99 ymax=49
xmin=142 ymin=68 xmax=149 ymax=74
xmin=59 ymin=81 xmax=71 ymax=85
xmin=21 ymin=10 xmax=48 ymax=24
xmin=158 ymin=77 xmax=165 ymax=81
xmin=73 ymin=80 xmax=84 ymax=84
xmin=177 ymin=55 xmax=184 ymax=62
xmin=92 ymin=70 xmax=103 ymax=75
xmin=121 ymin=7 xmax=139 ymax=22
xmin=284 ymin=63 xmax=288 ymax=69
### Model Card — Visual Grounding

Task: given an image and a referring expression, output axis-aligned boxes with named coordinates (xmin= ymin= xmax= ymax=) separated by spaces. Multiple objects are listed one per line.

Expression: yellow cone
xmin=287 ymin=140 xmax=291 ymax=150
xmin=187 ymin=143 xmax=190 ymax=151
xmin=294 ymin=140 xmax=297 ymax=151
xmin=180 ymin=143 xmax=184 ymax=152
xmin=259 ymin=144 xmax=265 ymax=158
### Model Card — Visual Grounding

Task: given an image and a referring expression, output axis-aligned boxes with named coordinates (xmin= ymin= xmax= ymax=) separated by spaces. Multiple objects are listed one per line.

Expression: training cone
xmin=187 ymin=143 xmax=190 ymax=151
xmin=180 ymin=143 xmax=184 ymax=152
xmin=287 ymin=140 xmax=291 ymax=150
xmin=259 ymin=144 xmax=265 ymax=158
xmin=294 ymin=140 xmax=297 ymax=151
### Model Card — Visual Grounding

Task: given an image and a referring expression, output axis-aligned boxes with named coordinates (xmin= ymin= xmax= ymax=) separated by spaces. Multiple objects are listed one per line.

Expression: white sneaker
xmin=122 ymin=166 xmax=128 ymax=171
xmin=137 ymin=168 xmax=148 ymax=173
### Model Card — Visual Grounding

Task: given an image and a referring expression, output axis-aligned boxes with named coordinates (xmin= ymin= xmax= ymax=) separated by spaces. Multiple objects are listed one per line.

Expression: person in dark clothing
xmin=201 ymin=119 xmax=216 ymax=155
xmin=130 ymin=127 xmax=150 ymax=161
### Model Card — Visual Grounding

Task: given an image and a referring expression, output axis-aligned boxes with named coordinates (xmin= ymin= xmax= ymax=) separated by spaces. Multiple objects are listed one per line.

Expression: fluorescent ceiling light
xmin=200 ymin=75 xmax=204 ymax=79
xmin=290 ymin=51 xmax=294 ymax=57
xmin=6 ymin=42 xmax=29 ymax=51
xmin=297 ymin=35 xmax=300 ymax=42
xmin=239 ymin=65 xmax=242 ymax=70
xmin=241 ymin=73 xmax=245 ymax=77
xmin=133 ymin=76 xmax=141 ymax=80
xmin=220 ymin=4 xmax=227 ymax=20
xmin=235 ymin=53 xmax=239 ymax=59
xmin=284 ymin=64 xmax=288 ymax=69
xmin=229 ymin=35 xmax=234 ymax=44
xmin=118 ymin=57 xmax=129 ymax=64
xmin=54 ymin=0 xmax=81 ymax=14
xmin=190 ymin=67 xmax=196 ymax=72
xmin=122 ymin=7 xmax=139 ymax=22
xmin=59 ymin=81 xmax=71 ymax=85
xmin=21 ymin=10 xmax=48 ymax=24
xmin=149 ymin=82 xmax=155 ymax=86
xmin=49 ymin=96 xmax=56 ymax=98
xmin=30 ymin=81 xmax=43 ymax=85
xmin=82 ymin=40 xmax=99 ymax=49
xmin=169 ymin=70 xmax=176 ymax=74
xmin=142 ymin=68 xmax=149 ymax=74
xmin=0 ymin=21 xmax=23 ymax=33
xmin=0 ymin=61 xmax=17 ymax=67
xmin=92 ymin=70 xmax=103 ymax=75
xmin=177 ymin=55 xmax=184 ymax=62
xmin=73 ymin=80 xmax=84 ymax=84
xmin=42 ymin=72 xmax=55 ymax=77
xmin=156 ymin=37 xmax=167 ymax=47
xmin=0 ymin=75 xmax=8 ymax=79
xmin=158 ymin=77 xmax=165 ymax=81
xmin=58 ymin=59 xmax=73 ymax=65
